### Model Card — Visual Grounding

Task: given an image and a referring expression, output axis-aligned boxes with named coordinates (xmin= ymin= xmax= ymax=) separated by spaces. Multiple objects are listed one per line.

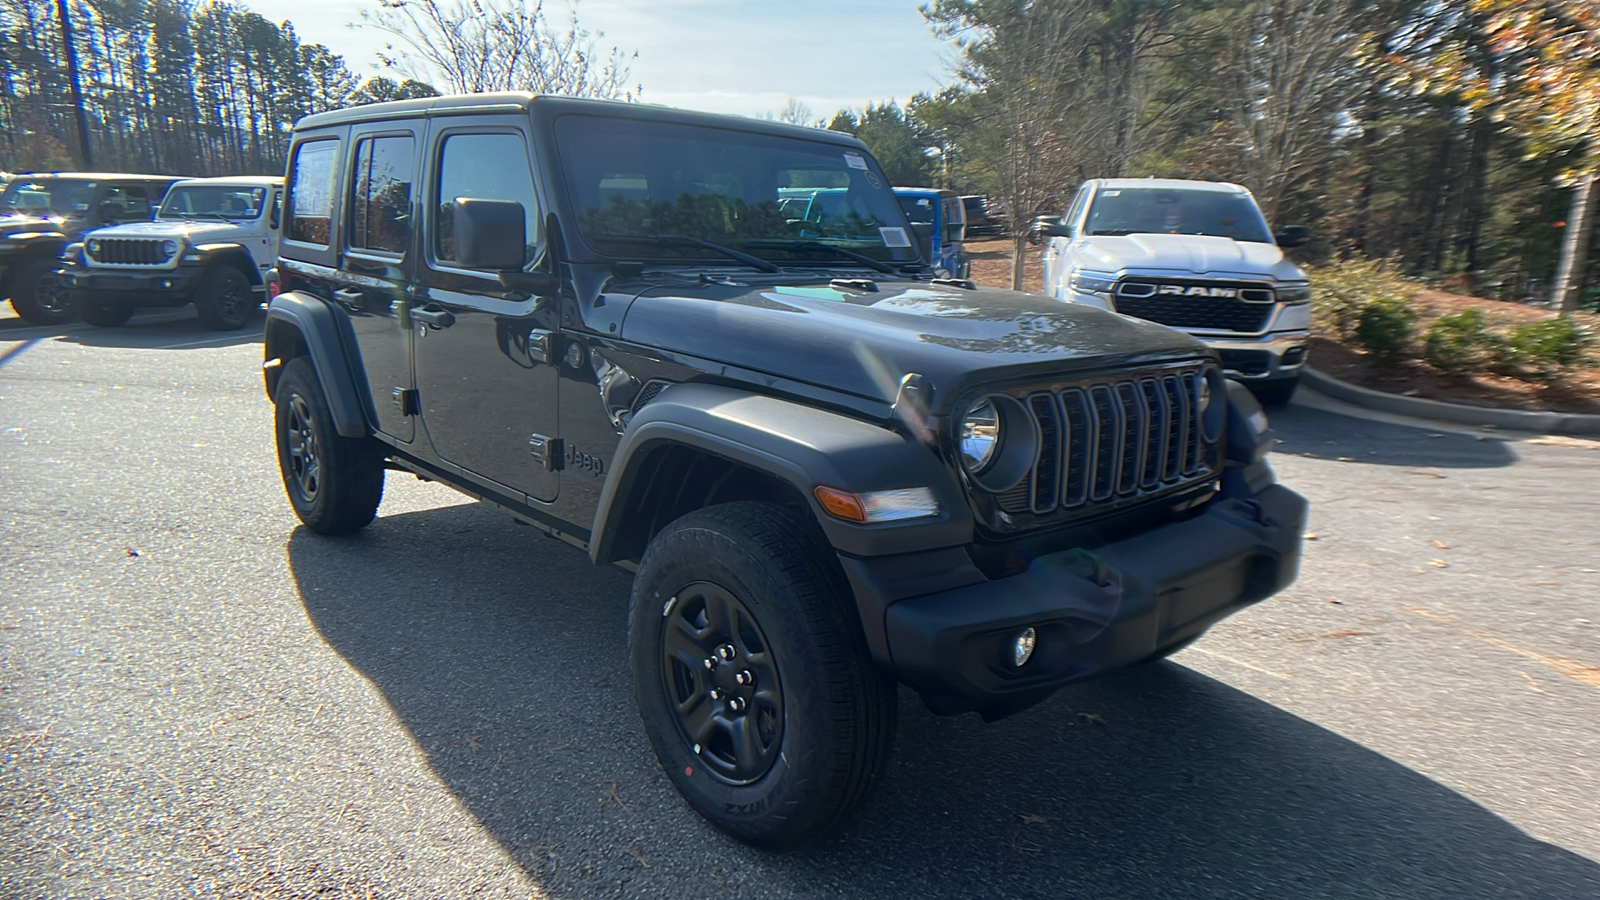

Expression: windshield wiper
xmin=741 ymin=240 xmax=896 ymax=275
xmin=1087 ymin=229 xmax=1143 ymax=236
xmin=594 ymin=233 xmax=779 ymax=273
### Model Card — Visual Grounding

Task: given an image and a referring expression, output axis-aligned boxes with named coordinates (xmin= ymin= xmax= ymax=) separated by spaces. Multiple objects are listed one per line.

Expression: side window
xmin=288 ymin=139 xmax=340 ymax=246
xmin=103 ymin=185 xmax=151 ymax=220
xmin=350 ymin=135 xmax=416 ymax=255
xmin=433 ymin=132 xmax=540 ymax=266
xmin=1064 ymin=186 xmax=1090 ymax=230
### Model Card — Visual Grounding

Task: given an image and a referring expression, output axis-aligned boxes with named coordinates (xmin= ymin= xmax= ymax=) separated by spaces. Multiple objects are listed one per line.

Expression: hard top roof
xmin=8 ymin=172 xmax=183 ymax=183
xmin=168 ymin=175 xmax=284 ymax=187
xmin=1093 ymin=178 xmax=1250 ymax=194
xmin=293 ymin=92 xmax=864 ymax=147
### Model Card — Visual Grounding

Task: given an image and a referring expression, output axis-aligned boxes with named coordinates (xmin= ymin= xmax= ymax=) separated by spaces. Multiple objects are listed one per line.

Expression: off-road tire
xmin=9 ymin=259 xmax=76 ymax=326
xmin=197 ymin=266 xmax=253 ymax=331
xmin=629 ymin=501 xmax=898 ymax=850
xmin=1248 ymin=376 xmax=1298 ymax=407
xmin=273 ymin=357 xmax=384 ymax=534
xmin=76 ymin=300 xmax=136 ymax=328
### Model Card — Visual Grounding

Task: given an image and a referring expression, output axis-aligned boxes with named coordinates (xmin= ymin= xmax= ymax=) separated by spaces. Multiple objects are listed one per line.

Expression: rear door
xmin=411 ymin=118 xmax=561 ymax=503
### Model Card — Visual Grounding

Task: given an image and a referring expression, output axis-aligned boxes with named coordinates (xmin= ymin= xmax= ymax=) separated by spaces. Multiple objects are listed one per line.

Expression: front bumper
xmin=851 ymin=480 xmax=1306 ymax=717
xmin=1200 ymin=330 xmax=1309 ymax=382
xmin=66 ymin=265 xmax=202 ymax=305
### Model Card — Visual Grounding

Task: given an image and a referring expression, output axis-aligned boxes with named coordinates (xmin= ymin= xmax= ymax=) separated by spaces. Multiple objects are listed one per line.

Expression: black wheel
xmin=629 ymin=502 xmax=898 ymax=849
xmin=76 ymin=300 xmax=136 ymax=328
xmin=197 ymin=266 xmax=254 ymax=331
xmin=1248 ymin=376 xmax=1299 ymax=406
xmin=273 ymin=357 xmax=384 ymax=534
xmin=9 ymin=260 xmax=75 ymax=326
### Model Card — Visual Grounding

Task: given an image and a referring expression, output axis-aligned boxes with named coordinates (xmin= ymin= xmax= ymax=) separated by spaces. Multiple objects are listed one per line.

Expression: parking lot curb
xmin=1302 ymin=366 xmax=1600 ymax=436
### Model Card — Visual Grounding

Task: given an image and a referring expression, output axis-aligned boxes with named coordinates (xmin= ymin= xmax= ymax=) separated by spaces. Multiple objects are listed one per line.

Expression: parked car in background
xmin=961 ymin=194 xmax=1007 ymax=237
xmin=64 ymin=175 xmax=284 ymax=329
xmin=0 ymin=173 xmax=180 ymax=324
xmin=894 ymin=186 xmax=968 ymax=277
xmin=1032 ymin=178 xmax=1312 ymax=405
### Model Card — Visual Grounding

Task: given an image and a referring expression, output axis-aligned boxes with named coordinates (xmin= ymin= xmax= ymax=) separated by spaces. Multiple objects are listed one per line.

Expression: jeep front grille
xmin=1113 ymin=279 xmax=1274 ymax=333
xmin=994 ymin=366 xmax=1219 ymax=518
xmin=88 ymin=239 xmax=170 ymax=265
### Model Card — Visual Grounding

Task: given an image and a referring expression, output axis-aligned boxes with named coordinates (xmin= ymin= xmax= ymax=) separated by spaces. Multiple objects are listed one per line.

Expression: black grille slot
xmin=92 ymin=238 xmax=168 ymax=265
xmin=998 ymin=365 xmax=1220 ymax=521
xmin=1216 ymin=349 xmax=1272 ymax=376
xmin=1114 ymin=280 xmax=1274 ymax=333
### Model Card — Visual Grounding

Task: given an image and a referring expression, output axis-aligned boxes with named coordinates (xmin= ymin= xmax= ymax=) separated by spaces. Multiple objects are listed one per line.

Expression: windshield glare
xmin=159 ymin=186 xmax=267 ymax=220
xmin=557 ymin=115 xmax=921 ymax=267
xmin=1084 ymin=188 xmax=1272 ymax=242
xmin=0 ymin=179 xmax=97 ymax=217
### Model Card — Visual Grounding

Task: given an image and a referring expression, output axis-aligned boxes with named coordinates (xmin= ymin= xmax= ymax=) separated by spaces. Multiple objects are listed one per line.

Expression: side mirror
xmin=944 ymin=221 xmax=966 ymax=245
xmin=1028 ymin=215 xmax=1070 ymax=245
xmin=1274 ymin=225 xmax=1310 ymax=248
xmin=452 ymin=198 xmax=527 ymax=270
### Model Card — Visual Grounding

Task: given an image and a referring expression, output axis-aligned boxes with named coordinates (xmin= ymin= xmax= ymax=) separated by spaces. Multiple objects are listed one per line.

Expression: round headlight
xmin=960 ymin=399 xmax=1001 ymax=473
xmin=1198 ymin=368 xmax=1227 ymax=440
xmin=87 ymin=239 xmax=101 ymax=255
xmin=160 ymin=239 xmax=178 ymax=257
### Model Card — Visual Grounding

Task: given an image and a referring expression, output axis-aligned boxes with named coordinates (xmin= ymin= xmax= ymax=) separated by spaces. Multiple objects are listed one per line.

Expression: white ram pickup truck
xmin=1033 ymin=178 xmax=1311 ymax=404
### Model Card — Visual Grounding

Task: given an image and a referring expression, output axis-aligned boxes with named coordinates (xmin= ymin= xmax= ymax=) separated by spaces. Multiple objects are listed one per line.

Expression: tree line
xmin=0 ymin=0 xmax=437 ymax=178
xmin=823 ymin=0 xmax=1599 ymax=307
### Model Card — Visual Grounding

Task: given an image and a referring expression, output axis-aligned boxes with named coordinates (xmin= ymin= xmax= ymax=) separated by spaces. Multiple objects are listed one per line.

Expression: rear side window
xmin=350 ymin=136 xmax=415 ymax=255
xmin=288 ymin=139 xmax=339 ymax=245
xmin=433 ymin=132 xmax=540 ymax=265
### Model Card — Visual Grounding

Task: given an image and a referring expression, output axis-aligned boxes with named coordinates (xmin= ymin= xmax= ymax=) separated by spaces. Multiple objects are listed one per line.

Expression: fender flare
xmin=588 ymin=382 xmax=974 ymax=564
xmin=193 ymin=243 xmax=263 ymax=285
xmin=263 ymin=291 xmax=371 ymax=438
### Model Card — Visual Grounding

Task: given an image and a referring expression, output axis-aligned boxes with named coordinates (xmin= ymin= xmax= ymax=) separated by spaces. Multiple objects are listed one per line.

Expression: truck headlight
xmin=960 ymin=399 xmax=1001 ymax=473
xmin=87 ymin=238 xmax=102 ymax=256
xmin=1069 ymin=269 xmax=1117 ymax=295
xmin=1198 ymin=367 xmax=1227 ymax=440
xmin=1277 ymin=284 xmax=1311 ymax=304
xmin=160 ymin=239 xmax=179 ymax=258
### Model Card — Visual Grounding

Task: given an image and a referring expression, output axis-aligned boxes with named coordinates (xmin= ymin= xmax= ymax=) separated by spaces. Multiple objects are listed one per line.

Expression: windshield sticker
xmin=844 ymin=153 xmax=869 ymax=171
xmin=1102 ymin=190 xmax=1121 ymax=196
xmin=879 ymin=226 xmax=912 ymax=248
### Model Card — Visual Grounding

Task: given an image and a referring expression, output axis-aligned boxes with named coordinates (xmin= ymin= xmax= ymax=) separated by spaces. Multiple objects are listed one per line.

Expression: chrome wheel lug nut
xmin=728 ymin=697 xmax=747 ymax=713
xmin=703 ymin=657 xmax=716 ymax=670
xmin=717 ymin=644 xmax=737 ymax=661
xmin=735 ymin=670 xmax=753 ymax=686
xmin=709 ymin=688 xmax=724 ymax=700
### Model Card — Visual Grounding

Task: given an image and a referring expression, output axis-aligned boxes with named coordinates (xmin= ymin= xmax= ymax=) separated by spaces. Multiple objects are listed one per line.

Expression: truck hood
xmin=0 ymin=213 xmax=73 ymax=237
xmin=619 ymin=278 xmax=1209 ymax=406
xmin=87 ymin=220 xmax=248 ymax=243
xmin=1071 ymin=233 xmax=1306 ymax=282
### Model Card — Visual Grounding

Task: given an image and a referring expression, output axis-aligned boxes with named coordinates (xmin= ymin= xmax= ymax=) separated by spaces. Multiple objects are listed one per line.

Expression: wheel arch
xmin=589 ymin=383 xmax=973 ymax=567
xmin=193 ymin=243 xmax=263 ymax=285
xmin=263 ymin=291 xmax=371 ymax=438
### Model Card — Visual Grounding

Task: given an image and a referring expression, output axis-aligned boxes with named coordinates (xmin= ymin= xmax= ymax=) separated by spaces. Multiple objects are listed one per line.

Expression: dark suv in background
xmin=264 ymin=93 xmax=1306 ymax=849
xmin=0 ymin=173 xmax=180 ymax=324
xmin=961 ymin=194 xmax=1007 ymax=237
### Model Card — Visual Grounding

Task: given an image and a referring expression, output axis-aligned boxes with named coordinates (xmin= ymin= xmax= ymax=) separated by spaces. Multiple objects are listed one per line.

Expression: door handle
xmin=412 ymin=306 xmax=455 ymax=328
xmin=333 ymin=287 xmax=364 ymax=306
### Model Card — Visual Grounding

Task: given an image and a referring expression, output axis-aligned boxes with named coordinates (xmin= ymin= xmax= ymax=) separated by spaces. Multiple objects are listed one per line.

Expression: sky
xmin=246 ymin=0 xmax=956 ymax=121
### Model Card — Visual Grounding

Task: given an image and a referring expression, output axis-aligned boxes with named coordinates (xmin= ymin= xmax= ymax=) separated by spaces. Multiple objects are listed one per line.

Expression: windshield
xmin=159 ymin=185 xmax=267 ymax=220
xmin=0 ymin=178 xmax=97 ymax=217
xmin=557 ymin=115 xmax=921 ymax=267
xmin=1084 ymin=187 xmax=1272 ymax=242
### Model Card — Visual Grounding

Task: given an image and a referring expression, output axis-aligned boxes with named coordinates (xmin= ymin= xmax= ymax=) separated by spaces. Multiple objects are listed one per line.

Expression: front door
xmin=412 ymin=124 xmax=561 ymax=503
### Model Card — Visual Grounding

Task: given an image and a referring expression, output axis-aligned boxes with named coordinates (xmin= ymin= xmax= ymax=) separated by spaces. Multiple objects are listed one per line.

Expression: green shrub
xmin=1309 ymin=257 xmax=1419 ymax=339
xmin=1423 ymin=308 xmax=1500 ymax=373
xmin=1497 ymin=318 xmax=1593 ymax=382
xmin=1354 ymin=297 xmax=1418 ymax=363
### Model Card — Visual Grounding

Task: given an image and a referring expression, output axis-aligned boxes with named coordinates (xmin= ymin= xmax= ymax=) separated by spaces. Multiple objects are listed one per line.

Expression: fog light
xmin=1012 ymin=627 xmax=1037 ymax=667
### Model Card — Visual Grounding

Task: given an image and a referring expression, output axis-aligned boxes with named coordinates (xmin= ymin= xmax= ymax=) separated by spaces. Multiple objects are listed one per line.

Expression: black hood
xmin=0 ymin=214 xmax=73 ymax=237
xmin=617 ymin=277 xmax=1209 ymax=409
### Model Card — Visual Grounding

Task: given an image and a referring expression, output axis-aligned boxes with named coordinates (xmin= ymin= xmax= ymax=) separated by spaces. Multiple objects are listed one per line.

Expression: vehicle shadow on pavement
xmin=1269 ymin=403 xmax=1518 ymax=469
xmin=288 ymin=499 xmax=1598 ymax=899
xmin=53 ymin=311 xmax=265 ymax=349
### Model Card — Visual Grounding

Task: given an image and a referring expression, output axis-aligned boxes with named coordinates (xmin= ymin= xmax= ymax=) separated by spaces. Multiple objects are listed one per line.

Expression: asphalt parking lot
xmin=3 ymin=311 xmax=1598 ymax=898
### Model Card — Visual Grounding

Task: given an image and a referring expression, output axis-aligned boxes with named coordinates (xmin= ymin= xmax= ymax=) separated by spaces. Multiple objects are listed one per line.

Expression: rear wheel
xmin=1248 ymin=376 xmax=1299 ymax=406
xmin=9 ymin=260 xmax=75 ymax=326
xmin=273 ymin=357 xmax=384 ymax=534
xmin=629 ymin=502 xmax=898 ymax=849
xmin=76 ymin=300 xmax=136 ymax=328
xmin=197 ymin=266 xmax=253 ymax=331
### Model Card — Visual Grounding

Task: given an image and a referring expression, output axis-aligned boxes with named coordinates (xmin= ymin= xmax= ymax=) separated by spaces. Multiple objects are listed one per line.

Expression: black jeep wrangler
xmin=0 ymin=173 xmax=180 ymax=324
xmin=265 ymin=94 xmax=1307 ymax=849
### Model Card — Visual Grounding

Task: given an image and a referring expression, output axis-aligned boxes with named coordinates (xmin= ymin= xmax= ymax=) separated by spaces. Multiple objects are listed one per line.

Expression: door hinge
xmin=529 ymin=434 xmax=564 ymax=471
xmin=391 ymin=387 xmax=419 ymax=416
